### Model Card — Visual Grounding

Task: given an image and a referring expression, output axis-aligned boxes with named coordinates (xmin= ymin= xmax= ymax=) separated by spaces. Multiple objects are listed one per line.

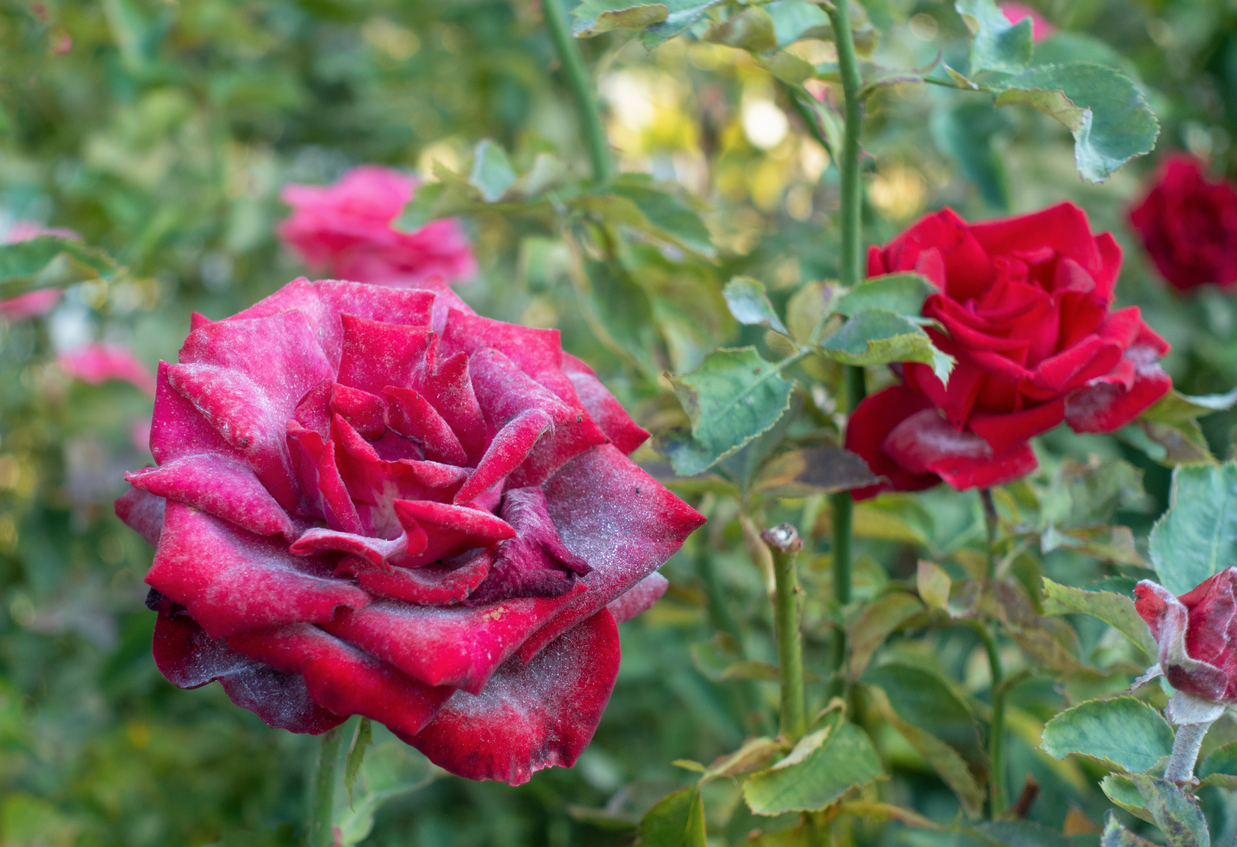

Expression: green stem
xmin=543 ymin=0 xmax=612 ymax=184
xmin=826 ymin=0 xmax=865 ymax=294
xmin=307 ymin=725 xmax=345 ymax=847
xmin=971 ymin=621 xmax=1006 ymax=817
xmin=979 ymin=488 xmax=998 ymax=579
xmin=762 ymin=524 xmax=807 ymax=741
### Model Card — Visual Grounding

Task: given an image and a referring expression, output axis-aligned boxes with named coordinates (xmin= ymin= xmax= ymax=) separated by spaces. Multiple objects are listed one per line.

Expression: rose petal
xmin=1134 ymin=580 xmax=1230 ymax=701
xmin=115 ymin=485 xmax=166 ymax=548
xmin=342 ymin=548 xmax=494 ymax=605
xmin=607 ymin=572 xmax=669 ymax=624
xmin=882 ymin=408 xmax=1037 ymax=490
xmin=337 ymin=313 xmax=433 ymax=396
xmin=844 ymin=385 xmax=940 ymax=501
xmin=147 ymin=503 xmax=370 ymax=639
xmin=404 ymin=609 xmax=620 ymax=785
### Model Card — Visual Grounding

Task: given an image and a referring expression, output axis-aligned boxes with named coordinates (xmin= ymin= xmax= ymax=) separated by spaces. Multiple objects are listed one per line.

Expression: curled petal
xmin=153 ymin=614 xmax=344 ymax=734
xmin=1064 ymin=347 xmax=1173 ymax=433
xmin=147 ymin=503 xmax=369 ymax=639
xmin=342 ymin=548 xmax=494 ymax=605
xmin=563 ymin=353 xmax=650 ymax=455
xmin=607 ymin=572 xmax=669 ymax=624
xmin=1134 ymin=579 xmax=1229 ymax=702
xmin=454 ymin=409 xmax=554 ymax=506
xmin=844 ymin=385 xmax=940 ymax=501
xmin=115 ymin=485 xmax=166 ymax=548
xmin=405 ymin=610 xmax=620 ymax=785
xmin=290 ymin=527 xmax=408 ymax=568
xmin=384 ymin=387 xmax=469 ymax=465
xmin=882 ymin=408 xmax=1038 ymax=490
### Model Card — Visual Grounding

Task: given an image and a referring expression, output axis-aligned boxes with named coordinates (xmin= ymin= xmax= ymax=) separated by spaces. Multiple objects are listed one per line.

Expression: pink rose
xmin=116 ymin=278 xmax=703 ymax=784
xmin=0 ymin=221 xmax=81 ymax=320
xmin=278 ymin=166 xmax=476 ymax=286
xmin=1136 ymin=569 xmax=1237 ymax=703
xmin=59 ymin=343 xmax=157 ymax=396
xmin=1000 ymin=2 xmax=1055 ymax=42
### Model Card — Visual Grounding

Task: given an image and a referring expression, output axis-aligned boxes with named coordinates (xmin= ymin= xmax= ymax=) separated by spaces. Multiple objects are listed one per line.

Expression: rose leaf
xmin=1040 ymin=577 xmax=1157 ymax=657
xmin=723 ymin=276 xmax=788 ymax=334
xmin=834 ymin=273 xmax=937 ymax=318
xmin=571 ymin=1 xmax=668 ymax=37
xmin=1148 ymin=462 xmax=1237 ymax=595
xmin=1101 ymin=811 xmax=1161 ymax=846
xmin=742 ymin=722 xmax=884 ymax=815
xmin=1129 ymin=775 xmax=1212 ymax=847
xmin=955 ymin=0 xmax=1033 ymax=76
xmin=1040 ymin=697 xmax=1174 ymax=774
xmin=635 ymin=785 xmax=706 ymax=847
xmin=0 ymin=237 xmax=121 ymax=300
xmin=818 ymin=308 xmax=955 ymax=384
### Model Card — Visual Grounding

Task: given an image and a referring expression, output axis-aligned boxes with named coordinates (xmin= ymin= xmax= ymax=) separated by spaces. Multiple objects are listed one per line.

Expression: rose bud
xmin=1128 ymin=155 xmax=1237 ymax=292
xmin=1134 ymin=570 xmax=1237 ymax=705
xmin=846 ymin=203 xmax=1171 ymax=499
xmin=277 ymin=166 xmax=476 ymax=287
xmin=115 ymin=278 xmax=704 ymax=784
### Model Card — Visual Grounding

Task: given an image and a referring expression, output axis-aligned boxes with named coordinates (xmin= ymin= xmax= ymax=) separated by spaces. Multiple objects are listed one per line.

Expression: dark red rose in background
xmin=1136 ymin=569 xmax=1237 ymax=703
xmin=1128 ymin=155 xmax=1237 ymax=292
xmin=115 ymin=278 xmax=704 ymax=784
xmin=278 ymin=166 xmax=476 ymax=287
xmin=846 ymin=203 xmax=1171 ymax=499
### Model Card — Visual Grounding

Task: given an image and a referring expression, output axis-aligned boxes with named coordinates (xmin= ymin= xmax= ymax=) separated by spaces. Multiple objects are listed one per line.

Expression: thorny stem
xmin=307 ymin=724 xmax=345 ymax=847
xmin=979 ymin=488 xmax=998 ymax=579
xmin=1165 ymin=722 xmax=1211 ymax=784
xmin=970 ymin=621 xmax=1007 ymax=817
xmin=542 ymin=0 xmax=612 ymax=184
xmin=763 ymin=524 xmax=808 ymax=741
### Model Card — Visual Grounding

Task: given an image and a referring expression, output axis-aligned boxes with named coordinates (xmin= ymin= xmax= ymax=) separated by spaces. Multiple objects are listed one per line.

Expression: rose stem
xmin=976 ymin=488 xmax=1007 ymax=816
xmin=763 ymin=524 xmax=808 ymax=741
xmin=542 ymin=0 xmax=612 ymax=184
xmin=822 ymin=0 xmax=868 ymax=701
xmin=1165 ymin=721 xmax=1211 ymax=783
xmin=307 ymin=724 xmax=345 ymax=847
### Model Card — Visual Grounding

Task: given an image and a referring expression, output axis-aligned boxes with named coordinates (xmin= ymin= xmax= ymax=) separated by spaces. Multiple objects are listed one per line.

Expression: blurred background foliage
xmin=3 ymin=0 xmax=1237 ymax=844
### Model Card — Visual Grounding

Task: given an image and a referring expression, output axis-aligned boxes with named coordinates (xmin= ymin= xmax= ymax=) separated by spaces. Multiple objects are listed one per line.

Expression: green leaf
xmin=699 ymin=736 xmax=782 ymax=783
xmin=870 ymin=688 xmax=983 ymax=818
xmin=1142 ymin=388 xmax=1237 ymax=424
xmin=571 ymin=1 xmax=669 ymax=37
xmin=0 ymin=237 xmax=122 ymax=299
xmin=759 ymin=52 xmax=816 ymax=85
xmin=1198 ymin=740 xmax=1237 ymax=788
xmin=469 ymin=139 xmax=518 ymax=202
xmin=724 ymin=277 xmax=787 ymax=334
xmin=964 ymin=821 xmax=1072 ymax=847
xmin=640 ymin=0 xmax=727 ymax=48
xmin=1040 ymin=696 xmax=1174 ymax=773
xmin=1122 ymin=418 xmax=1213 ymax=466
xmin=916 ymin=561 xmax=951 ymax=610
xmin=955 ymin=0 xmax=1033 ymax=75
xmin=636 ymin=785 xmax=706 ymax=847
xmin=835 ymin=273 xmax=936 ymax=317
xmin=1101 ymin=774 xmax=1155 ymax=825
xmin=344 ymin=717 xmax=372 ymax=807
xmin=662 ymin=347 xmax=795 ymax=476
xmin=742 ymin=723 xmax=884 ymax=815
xmin=847 ymin=594 xmax=924 ymax=680
xmin=1129 ymin=774 xmax=1211 ymax=847
xmin=1039 ymin=577 xmax=1156 ymax=657
xmin=606 ymin=176 xmax=716 ymax=258
xmin=1148 ymin=462 xmax=1237 ymax=595
xmin=864 ymin=663 xmax=979 ymax=747
xmin=335 ymin=738 xmax=438 ymax=847
xmin=786 ymin=281 xmax=836 ymax=345
xmin=1101 ymin=812 xmax=1160 ymax=847
xmin=766 ymin=0 xmax=831 ymax=47
xmin=993 ymin=63 xmax=1159 ymax=183
xmin=818 ymin=309 xmax=955 ymax=383
xmin=702 ymin=7 xmax=777 ymax=52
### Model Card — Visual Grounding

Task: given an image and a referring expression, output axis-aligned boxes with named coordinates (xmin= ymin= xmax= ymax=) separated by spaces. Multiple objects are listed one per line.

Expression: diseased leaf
xmin=1040 ymin=697 xmax=1174 ymax=773
xmin=993 ymin=63 xmax=1159 ymax=183
xmin=786 ymin=281 xmax=837 ymax=344
xmin=1101 ymin=812 xmax=1159 ymax=847
xmin=1101 ymin=774 xmax=1155 ymax=825
xmin=1129 ymin=775 xmax=1211 ymax=847
xmin=760 ymin=52 xmax=816 ymax=85
xmin=1121 ymin=418 xmax=1213 ymax=466
xmin=835 ymin=273 xmax=936 ymax=318
xmin=700 ymin=737 xmax=783 ymax=782
xmin=955 ymin=0 xmax=1033 ymax=75
xmin=571 ymin=1 xmax=669 ymax=37
xmin=469 ymin=139 xmax=518 ymax=202
xmin=742 ymin=723 xmax=883 ymax=815
xmin=661 ymin=347 xmax=795 ymax=476
xmin=702 ymin=7 xmax=776 ymax=52
xmin=724 ymin=277 xmax=787 ymax=334
xmin=1142 ymin=388 xmax=1237 ymax=423
xmin=917 ymin=561 xmax=951 ymax=610
xmin=847 ymin=593 xmax=924 ymax=680
xmin=1149 ymin=462 xmax=1237 ymax=595
xmin=640 ymin=0 xmax=727 ymax=47
xmin=753 ymin=447 xmax=880 ymax=498
xmin=1040 ymin=577 xmax=1156 ymax=657
xmin=636 ymin=785 xmax=707 ymax=847
xmin=818 ymin=309 xmax=955 ymax=383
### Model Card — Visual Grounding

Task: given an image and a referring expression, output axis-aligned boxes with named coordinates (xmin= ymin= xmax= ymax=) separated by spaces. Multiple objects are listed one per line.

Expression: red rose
xmin=1128 ymin=155 xmax=1237 ymax=292
xmin=115 ymin=278 xmax=704 ymax=784
xmin=1135 ymin=570 xmax=1237 ymax=703
xmin=846 ymin=203 xmax=1171 ymax=499
xmin=278 ymin=166 xmax=477 ymax=287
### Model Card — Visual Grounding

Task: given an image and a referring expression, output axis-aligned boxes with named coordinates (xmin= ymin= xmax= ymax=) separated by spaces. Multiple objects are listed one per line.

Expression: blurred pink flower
xmin=278 ymin=166 xmax=476 ymax=287
xmin=0 ymin=221 xmax=81 ymax=320
xmin=59 ymin=343 xmax=157 ymax=396
xmin=130 ymin=416 xmax=153 ymax=454
xmin=1000 ymin=2 xmax=1055 ymax=42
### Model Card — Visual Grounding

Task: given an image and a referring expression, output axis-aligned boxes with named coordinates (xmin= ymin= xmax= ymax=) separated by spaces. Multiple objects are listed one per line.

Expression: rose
xmin=1135 ymin=570 xmax=1237 ymax=704
xmin=846 ymin=203 xmax=1172 ymax=499
xmin=0 ymin=221 xmax=80 ymax=320
xmin=277 ymin=166 xmax=477 ymax=287
xmin=1128 ymin=155 xmax=1237 ymax=292
xmin=115 ymin=278 xmax=704 ymax=784
xmin=59 ymin=342 xmax=156 ymax=395
xmin=999 ymin=2 xmax=1055 ymax=42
